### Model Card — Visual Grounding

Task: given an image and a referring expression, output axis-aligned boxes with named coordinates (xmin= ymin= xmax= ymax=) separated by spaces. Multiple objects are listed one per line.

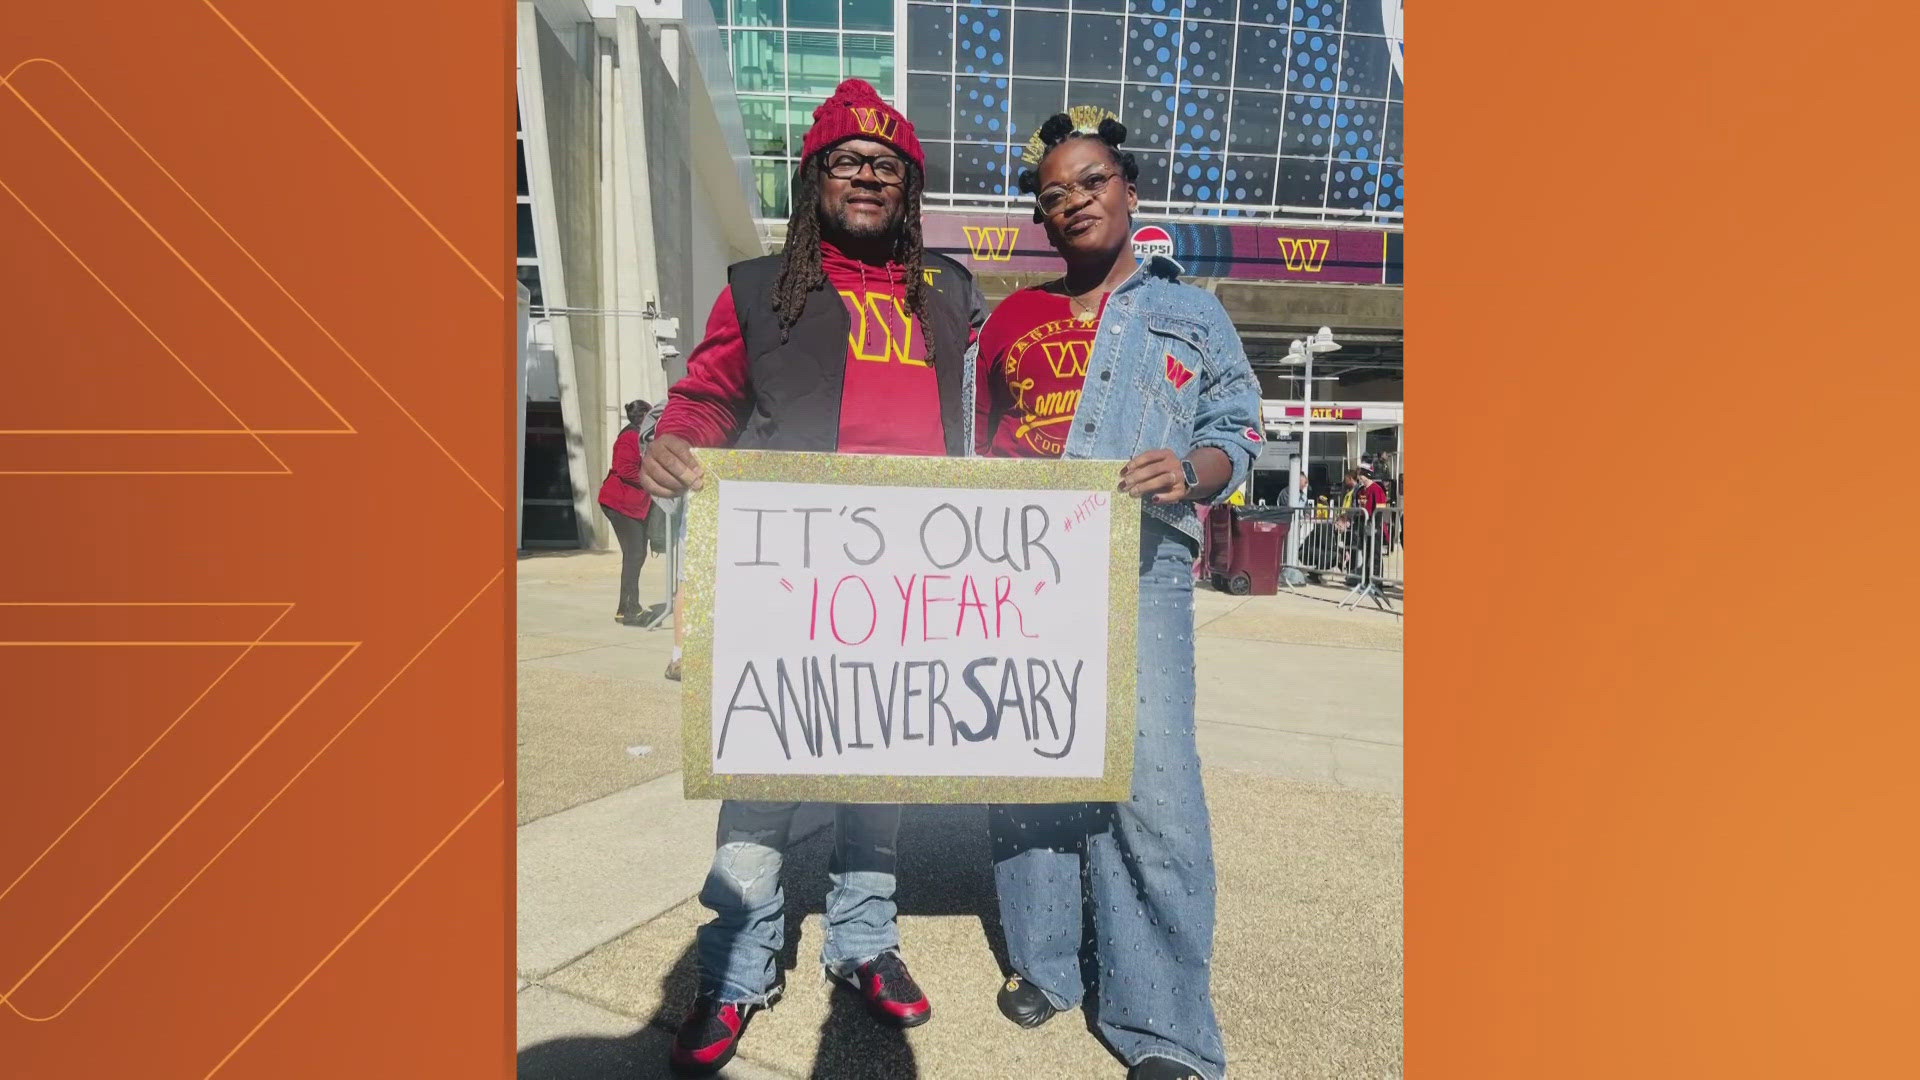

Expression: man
xmin=640 ymin=78 xmax=984 ymax=1077
xmin=1338 ymin=465 xmax=1390 ymax=580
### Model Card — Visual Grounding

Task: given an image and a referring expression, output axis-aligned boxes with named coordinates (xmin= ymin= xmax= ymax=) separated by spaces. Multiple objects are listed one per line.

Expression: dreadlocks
xmin=771 ymin=162 xmax=825 ymax=343
xmin=895 ymin=165 xmax=935 ymax=370
xmin=769 ymin=155 xmax=937 ymax=369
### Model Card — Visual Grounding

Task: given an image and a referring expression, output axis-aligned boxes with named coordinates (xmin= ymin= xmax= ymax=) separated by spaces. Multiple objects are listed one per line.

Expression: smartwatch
xmin=1180 ymin=458 xmax=1199 ymax=495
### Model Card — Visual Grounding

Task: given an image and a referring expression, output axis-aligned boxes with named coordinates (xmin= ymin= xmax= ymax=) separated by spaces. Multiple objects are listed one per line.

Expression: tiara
xmin=1020 ymin=105 xmax=1120 ymax=165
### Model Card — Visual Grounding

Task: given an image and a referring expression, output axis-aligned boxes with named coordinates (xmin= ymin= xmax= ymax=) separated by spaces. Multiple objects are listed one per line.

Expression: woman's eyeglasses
xmin=822 ymin=150 xmax=907 ymax=185
xmin=1037 ymin=171 xmax=1115 ymax=217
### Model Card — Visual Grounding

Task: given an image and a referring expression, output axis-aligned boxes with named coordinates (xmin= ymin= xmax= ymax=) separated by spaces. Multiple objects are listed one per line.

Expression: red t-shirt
xmin=975 ymin=287 xmax=1102 ymax=458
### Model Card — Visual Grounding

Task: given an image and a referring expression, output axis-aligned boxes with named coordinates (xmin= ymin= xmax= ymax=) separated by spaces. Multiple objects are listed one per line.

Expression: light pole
xmin=1285 ymin=326 xmax=1342 ymax=506
xmin=1285 ymin=328 xmax=1340 ymax=579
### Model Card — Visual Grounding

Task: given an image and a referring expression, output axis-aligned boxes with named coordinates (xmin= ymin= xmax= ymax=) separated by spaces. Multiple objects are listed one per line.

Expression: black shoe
xmin=668 ymin=980 xmax=784 ymax=1077
xmin=1127 ymin=1057 xmax=1206 ymax=1080
xmin=664 ymin=658 xmax=682 ymax=681
xmin=832 ymin=951 xmax=932 ymax=1027
xmin=995 ymin=975 xmax=1057 ymax=1029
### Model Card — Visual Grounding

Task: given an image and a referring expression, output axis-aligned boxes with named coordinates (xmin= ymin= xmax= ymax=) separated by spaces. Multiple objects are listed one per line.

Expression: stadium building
xmin=517 ymin=0 xmax=1402 ymax=547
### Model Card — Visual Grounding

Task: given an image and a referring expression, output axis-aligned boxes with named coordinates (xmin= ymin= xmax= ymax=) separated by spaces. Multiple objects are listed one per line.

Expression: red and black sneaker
xmin=831 ymin=951 xmax=932 ymax=1028
xmin=668 ymin=985 xmax=778 ymax=1077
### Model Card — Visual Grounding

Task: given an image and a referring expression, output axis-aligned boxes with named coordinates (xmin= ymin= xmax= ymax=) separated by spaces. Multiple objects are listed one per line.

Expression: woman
xmin=597 ymin=399 xmax=653 ymax=626
xmin=965 ymin=114 xmax=1263 ymax=1080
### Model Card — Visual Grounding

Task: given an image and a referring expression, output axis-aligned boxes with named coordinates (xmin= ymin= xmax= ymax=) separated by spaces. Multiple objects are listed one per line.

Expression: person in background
xmin=631 ymin=399 xmax=688 ymax=671
xmin=1337 ymin=465 xmax=1390 ymax=580
xmin=1355 ymin=459 xmax=1389 ymax=515
xmin=638 ymin=78 xmax=986 ymax=1077
xmin=969 ymin=111 xmax=1260 ymax=1080
xmin=596 ymin=399 xmax=653 ymax=626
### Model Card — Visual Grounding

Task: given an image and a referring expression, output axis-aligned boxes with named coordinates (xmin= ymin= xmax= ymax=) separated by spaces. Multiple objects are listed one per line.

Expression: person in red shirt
xmin=638 ymin=79 xmax=983 ymax=1078
xmin=595 ymin=399 xmax=653 ymax=625
xmin=1338 ymin=465 xmax=1390 ymax=580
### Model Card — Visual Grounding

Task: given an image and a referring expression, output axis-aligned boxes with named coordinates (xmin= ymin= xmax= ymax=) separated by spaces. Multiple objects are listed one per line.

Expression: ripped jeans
xmin=695 ymin=800 xmax=903 ymax=1005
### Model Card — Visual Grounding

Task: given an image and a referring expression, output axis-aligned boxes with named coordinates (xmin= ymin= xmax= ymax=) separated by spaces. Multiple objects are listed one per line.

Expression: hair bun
xmin=1097 ymin=117 xmax=1128 ymax=146
xmin=1038 ymin=113 xmax=1077 ymax=146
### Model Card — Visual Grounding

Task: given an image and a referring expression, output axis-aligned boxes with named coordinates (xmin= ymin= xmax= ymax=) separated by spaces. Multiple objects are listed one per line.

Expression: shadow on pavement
xmin=516 ymin=1025 xmax=675 ymax=1079
xmin=519 ymin=804 xmax=1010 ymax=1079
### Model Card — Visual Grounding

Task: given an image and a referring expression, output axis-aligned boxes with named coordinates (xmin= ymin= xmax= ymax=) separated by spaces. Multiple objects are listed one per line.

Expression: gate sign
xmin=681 ymin=450 xmax=1139 ymax=803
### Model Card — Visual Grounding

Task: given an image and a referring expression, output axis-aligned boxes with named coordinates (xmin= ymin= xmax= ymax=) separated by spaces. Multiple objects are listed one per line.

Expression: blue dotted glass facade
xmin=711 ymin=0 xmax=1402 ymax=222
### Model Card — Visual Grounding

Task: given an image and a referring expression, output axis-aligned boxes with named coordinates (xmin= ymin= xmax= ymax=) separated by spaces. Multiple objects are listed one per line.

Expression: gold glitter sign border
xmin=681 ymin=449 xmax=1139 ymax=804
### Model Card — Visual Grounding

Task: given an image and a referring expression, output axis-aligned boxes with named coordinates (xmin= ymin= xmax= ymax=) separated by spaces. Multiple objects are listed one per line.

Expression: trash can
xmin=1204 ymin=504 xmax=1232 ymax=585
xmin=1209 ymin=507 xmax=1288 ymax=595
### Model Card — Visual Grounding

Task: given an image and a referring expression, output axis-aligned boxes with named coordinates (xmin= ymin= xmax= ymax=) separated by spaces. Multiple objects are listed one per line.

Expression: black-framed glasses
xmin=1037 ymin=170 xmax=1116 ymax=216
xmin=822 ymin=150 xmax=907 ymax=185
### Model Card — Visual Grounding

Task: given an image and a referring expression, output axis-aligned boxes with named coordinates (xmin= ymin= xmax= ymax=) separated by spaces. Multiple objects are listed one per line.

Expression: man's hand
xmin=640 ymin=433 xmax=704 ymax=498
xmin=1118 ymin=448 xmax=1188 ymax=505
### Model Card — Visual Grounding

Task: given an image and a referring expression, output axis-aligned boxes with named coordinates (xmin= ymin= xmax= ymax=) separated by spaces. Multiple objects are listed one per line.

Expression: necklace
xmin=1067 ymin=287 xmax=1104 ymax=324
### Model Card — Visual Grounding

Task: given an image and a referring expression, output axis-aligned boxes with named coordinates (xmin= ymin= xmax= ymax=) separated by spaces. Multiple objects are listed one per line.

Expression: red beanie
xmin=800 ymin=78 xmax=925 ymax=172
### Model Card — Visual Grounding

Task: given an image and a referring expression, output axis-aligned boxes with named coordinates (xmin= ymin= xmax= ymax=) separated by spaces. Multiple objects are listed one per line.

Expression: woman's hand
xmin=1118 ymin=449 xmax=1188 ymax=504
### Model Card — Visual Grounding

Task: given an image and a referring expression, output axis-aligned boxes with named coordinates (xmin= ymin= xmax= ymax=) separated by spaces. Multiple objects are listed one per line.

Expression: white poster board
xmin=682 ymin=451 xmax=1139 ymax=803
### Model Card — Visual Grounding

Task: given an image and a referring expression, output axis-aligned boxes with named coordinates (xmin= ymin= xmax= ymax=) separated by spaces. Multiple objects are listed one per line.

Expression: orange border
xmin=0 ymin=2 xmax=510 ymax=1075
xmin=1412 ymin=5 xmax=1920 ymax=1076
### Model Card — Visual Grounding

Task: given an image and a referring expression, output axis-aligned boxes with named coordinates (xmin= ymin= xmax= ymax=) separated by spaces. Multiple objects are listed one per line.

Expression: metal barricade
xmin=1344 ymin=507 xmax=1402 ymax=612
xmin=632 ymin=496 xmax=685 ymax=630
xmin=1277 ymin=504 xmax=1404 ymax=613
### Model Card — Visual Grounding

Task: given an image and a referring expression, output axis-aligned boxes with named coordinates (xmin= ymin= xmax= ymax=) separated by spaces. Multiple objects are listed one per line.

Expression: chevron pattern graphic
xmin=1 ymin=3 xmax=510 ymax=1075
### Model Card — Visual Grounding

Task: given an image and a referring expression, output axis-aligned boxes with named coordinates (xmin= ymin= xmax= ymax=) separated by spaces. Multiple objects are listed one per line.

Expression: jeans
xmin=694 ymin=799 xmax=903 ymax=1005
xmin=990 ymin=520 xmax=1227 ymax=1079
xmin=601 ymin=504 xmax=648 ymax=619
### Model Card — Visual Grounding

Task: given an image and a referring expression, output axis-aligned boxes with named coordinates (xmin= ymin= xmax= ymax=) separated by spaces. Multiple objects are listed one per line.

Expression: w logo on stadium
xmin=1276 ymin=237 xmax=1331 ymax=273
xmin=963 ymin=226 xmax=1019 ymax=261
xmin=1041 ymin=340 xmax=1092 ymax=378
xmin=850 ymin=106 xmax=899 ymax=140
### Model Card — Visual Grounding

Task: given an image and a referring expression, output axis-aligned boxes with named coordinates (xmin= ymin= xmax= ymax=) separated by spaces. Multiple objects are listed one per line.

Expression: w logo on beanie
xmin=851 ymin=106 xmax=899 ymax=141
xmin=802 ymin=78 xmax=925 ymax=171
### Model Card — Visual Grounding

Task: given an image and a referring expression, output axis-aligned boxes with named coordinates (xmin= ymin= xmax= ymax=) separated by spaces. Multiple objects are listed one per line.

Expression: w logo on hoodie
xmin=840 ymin=290 xmax=921 ymax=366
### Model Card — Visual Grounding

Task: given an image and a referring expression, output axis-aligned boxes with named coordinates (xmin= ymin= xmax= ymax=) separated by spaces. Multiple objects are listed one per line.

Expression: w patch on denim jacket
xmin=1164 ymin=353 xmax=1196 ymax=390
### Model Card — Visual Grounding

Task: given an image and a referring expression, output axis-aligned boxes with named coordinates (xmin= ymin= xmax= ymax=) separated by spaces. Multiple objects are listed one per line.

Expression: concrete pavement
xmin=517 ymin=550 xmax=1402 ymax=1078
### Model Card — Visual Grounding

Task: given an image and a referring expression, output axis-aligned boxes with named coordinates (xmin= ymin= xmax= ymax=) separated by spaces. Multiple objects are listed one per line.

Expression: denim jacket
xmin=962 ymin=255 xmax=1265 ymax=546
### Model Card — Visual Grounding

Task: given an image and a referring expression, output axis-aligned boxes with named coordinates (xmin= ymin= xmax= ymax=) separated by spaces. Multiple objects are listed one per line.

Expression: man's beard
xmin=827 ymin=201 xmax=901 ymax=240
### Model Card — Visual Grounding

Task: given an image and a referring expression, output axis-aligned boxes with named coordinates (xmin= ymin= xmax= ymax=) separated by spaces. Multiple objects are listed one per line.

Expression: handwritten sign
xmin=681 ymin=450 xmax=1139 ymax=803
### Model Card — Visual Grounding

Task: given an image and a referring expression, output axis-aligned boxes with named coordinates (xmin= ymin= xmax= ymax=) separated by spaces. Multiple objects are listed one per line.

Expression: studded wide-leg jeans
xmin=989 ymin=521 xmax=1228 ymax=1079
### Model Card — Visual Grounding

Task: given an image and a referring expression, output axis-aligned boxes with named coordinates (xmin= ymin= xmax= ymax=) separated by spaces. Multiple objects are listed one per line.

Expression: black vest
xmin=726 ymin=251 xmax=975 ymax=456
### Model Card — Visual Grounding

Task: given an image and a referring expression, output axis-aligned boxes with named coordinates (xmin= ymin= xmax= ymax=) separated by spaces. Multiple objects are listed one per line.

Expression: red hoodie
xmin=654 ymin=242 xmax=946 ymax=456
xmin=596 ymin=427 xmax=652 ymax=520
